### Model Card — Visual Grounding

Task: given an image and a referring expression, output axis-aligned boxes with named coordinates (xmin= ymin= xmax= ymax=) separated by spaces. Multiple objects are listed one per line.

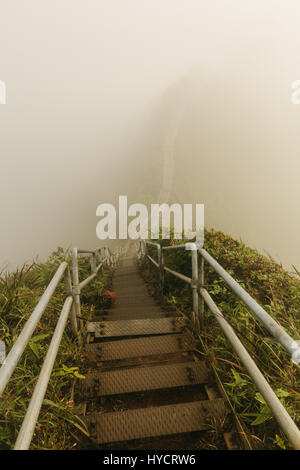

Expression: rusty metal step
xmin=114 ymin=298 xmax=158 ymax=307
xmin=86 ymin=333 xmax=195 ymax=362
xmin=112 ymin=283 xmax=146 ymax=289
xmin=114 ymin=286 xmax=148 ymax=293
xmin=94 ymin=314 xmax=171 ymax=321
xmin=113 ymin=277 xmax=144 ymax=282
xmin=93 ymin=308 xmax=175 ymax=321
xmin=113 ymin=275 xmax=143 ymax=282
xmin=94 ymin=307 xmax=168 ymax=314
xmin=81 ymin=361 xmax=209 ymax=397
xmin=114 ymin=292 xmax=155 ymax=298
xmin=93 ymin=315 xmax=171 ymax=322
xmin=87 ymin=317 xmax=187 ymax=337
xmin=112 ymin=281 xmax=146 ymax=289
xmin=95 ymin=311 xmax=176 ymax=321
xmin=86 ymin=398 xmax=227 ymax=443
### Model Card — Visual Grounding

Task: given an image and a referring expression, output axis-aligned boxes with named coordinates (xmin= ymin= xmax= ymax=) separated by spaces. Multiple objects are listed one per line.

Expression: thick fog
xmin=1 ymin=1 xmax=300 ymax=271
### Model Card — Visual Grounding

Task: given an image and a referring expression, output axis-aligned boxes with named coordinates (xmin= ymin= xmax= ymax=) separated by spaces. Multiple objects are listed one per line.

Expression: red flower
xmin=105 ymin=290 xmax=118 ymax=301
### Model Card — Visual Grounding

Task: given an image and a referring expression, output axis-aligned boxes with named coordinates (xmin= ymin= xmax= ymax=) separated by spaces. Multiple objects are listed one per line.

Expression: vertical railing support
xmin=90 ymin=252 xmax=97 ymax=274
xmin=105 ymin=247 xmax=110 ymax=266
xmin=139 ymin=241 xmax=144 ymax=261
xmin=71 ymin=248 xmax=82 ymax=333
xmin=95 ymin=249 xmax=101 ymax=264
xmin=190 ymin=244 xmax=199 ymax=316
xmin=199 ymin=253 xmax=204 ymax=317
xmin=64 ymin=268 xmax=78 ymax=336
xmin=157 ymin=244 xmax=163 ymax=292
xmin=161 ymin=247 xmax=165 ymax=293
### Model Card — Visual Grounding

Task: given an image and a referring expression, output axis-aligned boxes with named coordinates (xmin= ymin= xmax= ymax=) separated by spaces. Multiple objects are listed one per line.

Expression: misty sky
xmin=1 ymin=1 xmax=300 ymax=270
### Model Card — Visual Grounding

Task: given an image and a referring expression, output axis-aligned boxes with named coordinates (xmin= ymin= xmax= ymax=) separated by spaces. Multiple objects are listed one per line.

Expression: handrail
xmin=0 ymin=262 xmax=69 ymax=394
xmin=14 ymin=296 xmax=74 ymax=450
xmin=0 ymin=245 xmax=119 ymax=450
xmin=138 ymin=239 xmax=300 ymax=449
xmin=164 ymin=266 xmax=192 ymax=285
xmin=146 ymin=254 xmax=159 ymax=268
xmin=200 ymin=287 xmax=300 ymax=450
xmin=141 ymin=241 xmax=300 ymax=362
xmin=199 ymin=248 xmax=300 ymax=363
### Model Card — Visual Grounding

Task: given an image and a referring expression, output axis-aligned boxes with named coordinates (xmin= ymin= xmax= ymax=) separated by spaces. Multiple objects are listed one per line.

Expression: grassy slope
xmin=139 ymin=230 xmax=300 ymax=450
xmin=0 ymin=248 xmax=113 ymax=450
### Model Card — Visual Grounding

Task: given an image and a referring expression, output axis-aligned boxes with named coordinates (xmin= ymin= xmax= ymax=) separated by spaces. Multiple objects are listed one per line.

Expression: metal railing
xmin=137 ymin=240 xmax=300 ymax=450
xmin=0 ymin=245 xmax=119 ymax=450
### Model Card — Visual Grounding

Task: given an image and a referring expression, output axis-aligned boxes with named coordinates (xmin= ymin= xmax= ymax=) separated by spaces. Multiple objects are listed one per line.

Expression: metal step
xmin=95 ymin=312 xmax=171 ymax=322
xmin=94 ymin=312 xmax=175 ymax=321
xmin=82 ymin=361 xmax=209 ymax=397
xmin=113 ymin=275 xmax=144 ymax=282
xmin=114 ymin=298 xmax=158 ymax=307
xmin=112 ymin=283 xmax=146 ymax=290
xmin=86 ymin=398 xmax=227 ymax=443
xmin=94 ymin=307 xmax=167 ymax=314
xmin=87 ymin=317 xmax=187 ymax=337
xmin=114 ymin=287 xmax=148 ymax=293
xmin=112 ymin=282 xmax=146 ymax=289
xmin=86 ymin=333 xmax=195 ymax=362
xmin=114 ymin=293 xmax=156 ymax=299
xmin=93 ymin=309 xmax=173 ymax=320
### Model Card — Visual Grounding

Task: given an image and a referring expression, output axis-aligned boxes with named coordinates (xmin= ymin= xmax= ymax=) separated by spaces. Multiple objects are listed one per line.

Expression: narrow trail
xmin=80 ymin=249 xmax=235 ymax=450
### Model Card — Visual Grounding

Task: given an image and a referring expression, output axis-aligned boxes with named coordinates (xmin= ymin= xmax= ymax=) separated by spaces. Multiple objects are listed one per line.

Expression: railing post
xmin=139 ymin=241 xmax=144 ymax=261
xmin=199 ymin=253 xmax=204 ymax=316
xmin=191 ymin=244 xmax=199 ymax=316
xmin=90 ymin=252 xmax=97 ymax=274
xmin=160 ymin=247 xmax=165 ymax=293
xmin=71 ymin=248 xmax=82 ymax=333
xmin=95 ymin=249 xmax=101 ymax=264
xmin=64 ymin=267 xmax=78 ymax=336
xmin=105 ymin=246 xmax=110 ymax=266
xmin=157 ymin=244 xmax=162 ymax=291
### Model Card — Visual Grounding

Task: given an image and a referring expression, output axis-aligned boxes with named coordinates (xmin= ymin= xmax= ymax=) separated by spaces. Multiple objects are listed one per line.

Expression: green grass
xmin=0 ymin=248 xmax=113 ymax=450
xmin=138 ymin=229 xmax=300 ymax=450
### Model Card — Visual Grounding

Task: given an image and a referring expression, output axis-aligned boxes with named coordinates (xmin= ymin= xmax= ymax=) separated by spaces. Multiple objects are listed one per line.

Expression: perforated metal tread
xmin=114 ymin=298 xmax=158 ymax=307
xmin=114 ymin=287 xmax=148 ymax=294
xmin=86 ymin=398 xmax=227 ymax=443
xmin=93 ymin=307 xmax=176 ymax=321
xmin=113 ymin=276 xmax=144 ymax=281
xmin=86 ymin=333 xmax=195 ymax=362
xmin=82 ymin=361 xmax=209 ymax=396
xmin=108 ymin=307 xmax=168 ymax=314
xmin=87 ymin=317 xmax=187 ymax=337
xmin=94 ymin=313 xmax=175 ymax=322
xmin=94 ymin=307 xmax=166 ymax=314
